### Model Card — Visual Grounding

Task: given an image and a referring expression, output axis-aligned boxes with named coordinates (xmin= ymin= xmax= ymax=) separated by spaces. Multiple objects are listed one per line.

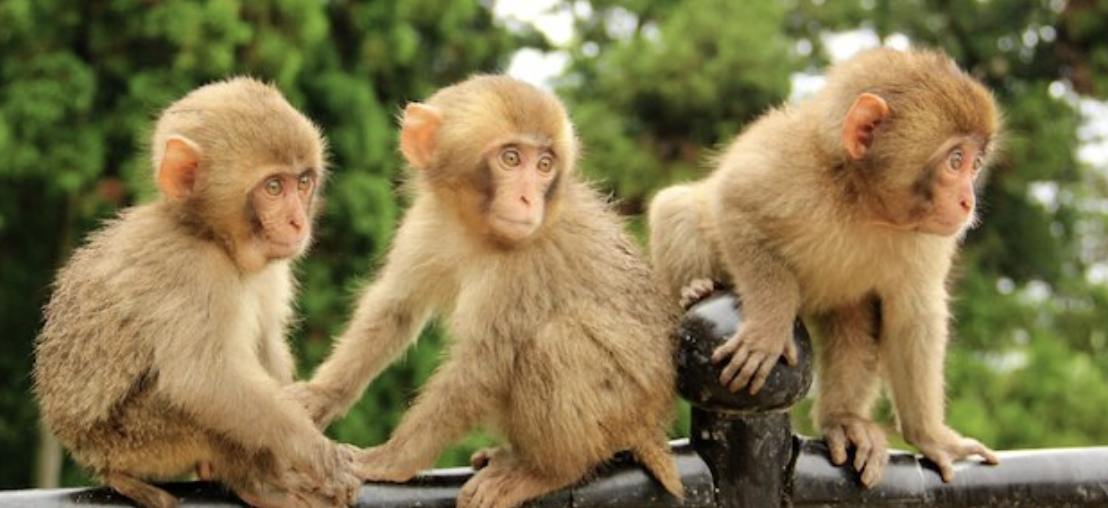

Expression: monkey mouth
xmin=262 ymin=235 xmax=305 ymax=257
xmin=492 ymin=215 xmax=540 ymax=241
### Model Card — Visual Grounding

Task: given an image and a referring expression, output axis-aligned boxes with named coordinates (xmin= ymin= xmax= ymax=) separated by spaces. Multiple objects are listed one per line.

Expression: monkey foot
xmin=457 ymin=460 xmax=570 ymax=508
xmin=909 ymin=428 xmax=1000 ymax=483
xmin=106 ymin=473 xmax=179 ymax=508
xmin=821 ymin=414 xmax=889 ymax=488
xmin=679 ymin=279 xmax=716 ymax=309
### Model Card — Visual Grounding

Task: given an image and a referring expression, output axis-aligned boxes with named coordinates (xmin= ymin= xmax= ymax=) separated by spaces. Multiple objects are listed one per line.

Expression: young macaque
xmin=648 ymin=48 xmax=1002 ymax=487
xmin=288 ymin=75 xmax=683 ymax=508
xmin=34 ymin=78 xmax=360 ymax=508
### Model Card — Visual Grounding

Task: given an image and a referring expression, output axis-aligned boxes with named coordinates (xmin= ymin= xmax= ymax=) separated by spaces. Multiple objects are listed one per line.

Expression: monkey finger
xmin=718 ymin=347 xmax=750 ymax=387
xmin=711 ymin=337 xmax=741 ymax=364
xmin=783 ymin=338 xmax=799 ymax=367
xmin=959 ymin=439 xmax=1000 ymax=465
xmin=825 ymin=428 xmax=849 ymax=466
xmin=859 ymin=450 xmax=886 ymax=490
xmin=748 ymin=357 xmax=777 ymax=395
xmin=979 ymin=446 xmax=1001 ymax=465
xmin=852 ymin=444 xmax=871 ymax=474
xmin=730 ymin=353 xmax=765 ymax=393
xmin=936 ymin=454 xmax=956 ymax=483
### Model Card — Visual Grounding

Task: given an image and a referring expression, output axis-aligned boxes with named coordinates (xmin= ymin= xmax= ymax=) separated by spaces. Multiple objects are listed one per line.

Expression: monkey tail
xmin=632 ymin=439 xmax=685 ymax=499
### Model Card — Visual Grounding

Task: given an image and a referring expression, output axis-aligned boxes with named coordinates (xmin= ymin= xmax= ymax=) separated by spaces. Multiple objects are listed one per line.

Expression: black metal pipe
xmin=0 ymin=441 xmax=715 ymax=508
xmin=5 ymin=291 xmax=1108 ymax=507
xmin=793 ymin=439 xmax=1108 ymax=506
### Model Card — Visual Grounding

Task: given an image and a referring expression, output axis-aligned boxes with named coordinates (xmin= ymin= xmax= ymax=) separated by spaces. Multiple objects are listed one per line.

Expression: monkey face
xmin=249 ymin=167 xmax=320 ymax=260
xmin=484 ymin=142 xmax=559 ymax=244
xmin=915 ymin=138 xmax=987 ymax=236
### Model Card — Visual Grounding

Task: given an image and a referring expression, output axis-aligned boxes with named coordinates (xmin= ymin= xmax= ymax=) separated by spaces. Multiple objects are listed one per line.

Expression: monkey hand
xmin=907 ymin=426 xmax=1000 ymax=483
xmin=285 ymin=382 xmax=344 ymax=429
xmin=711 ymin=321 xmax=799 ymax=394
xmin=281 ymin=441 xmax=361 ymax=506
xmin=822 ymin=413 xmax=890 ymax=488
xmin=355 ymin=444 xmax=420 ymax=483
xmin=238 ymin=468 xmax=356 ymax=508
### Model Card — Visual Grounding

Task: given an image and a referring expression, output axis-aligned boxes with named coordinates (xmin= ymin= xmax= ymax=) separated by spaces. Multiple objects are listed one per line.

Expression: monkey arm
xmin=877 ymin=277 xmax=999 ymax=481
xmin=151 ymin=314 xmax=332 ymax=473
xmin=709 ymin=200 xmax=802 ymax=394
xmin=297 ymin=262 xmax=436 ymax=428
xmin=878 ymin=280 xmax=950 ymax=443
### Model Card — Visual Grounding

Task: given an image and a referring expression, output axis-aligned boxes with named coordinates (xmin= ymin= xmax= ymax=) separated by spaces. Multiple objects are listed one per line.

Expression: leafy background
xmin=1 ymin=0 xmax=1106 ymax=488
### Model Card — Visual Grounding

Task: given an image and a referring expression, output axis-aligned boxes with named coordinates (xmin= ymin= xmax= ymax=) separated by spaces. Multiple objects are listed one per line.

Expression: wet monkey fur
xmin=289 ymin=75 xmax=683 ymax=508
xmin=34 ymin=78 xmax=359 ymax=508
xmin=649 ymin=48 xmax=1002 ymax=487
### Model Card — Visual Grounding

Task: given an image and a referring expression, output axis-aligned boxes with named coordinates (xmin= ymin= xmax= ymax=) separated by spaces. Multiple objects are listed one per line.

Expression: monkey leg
xmin=648 ymin=183 xmax=724 ymax=301
xmin=105 ymin=472 xmax=179 ymax=508
xmin=456 ymin=453 xmax=585 ymax=508
xmin=359 ymin=355 xmax=492 ymax=482
xmin=812 ymin=300 xmax=889 ymax=488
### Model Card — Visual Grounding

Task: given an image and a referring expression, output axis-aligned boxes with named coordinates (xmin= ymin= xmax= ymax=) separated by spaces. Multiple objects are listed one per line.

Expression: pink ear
xmin=841 ymin=93 xmax=889 ymax=160
xmin=399 ymin=103 xmax=442 ymax=169
xmin=157 ymin=136 xmax=202 ymax=201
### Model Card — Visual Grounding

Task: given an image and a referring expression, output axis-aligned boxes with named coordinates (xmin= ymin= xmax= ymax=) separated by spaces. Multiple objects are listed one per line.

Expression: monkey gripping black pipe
xmin=675 ymin=290 xmax=814 ymax=508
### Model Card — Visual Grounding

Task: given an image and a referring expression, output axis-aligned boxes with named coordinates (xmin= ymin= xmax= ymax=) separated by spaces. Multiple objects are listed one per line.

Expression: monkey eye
xmin=537 ymin=155 xmax=555 ymax=173
xmin=973 ymin=151 xmax=986 ymax=171
xmin=499 ymin=148 xmax=522 ymax=168
xmin=297 ymin=173 xmax=313 ymax=192
xmin=264 ymin=177 xmax=283 ymax=196
xmin=947 ymin=148 xmax=964 ymax=172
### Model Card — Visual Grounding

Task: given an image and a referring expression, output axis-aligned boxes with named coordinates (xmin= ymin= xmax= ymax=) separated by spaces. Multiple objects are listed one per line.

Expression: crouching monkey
xmin=290 ymin=75 xmax=683 ymax=508
xmin=649 ymin=48 xmax=1002 ymax=487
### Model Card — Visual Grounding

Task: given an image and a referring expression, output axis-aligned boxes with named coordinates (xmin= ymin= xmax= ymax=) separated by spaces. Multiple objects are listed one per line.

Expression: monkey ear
xmin=157 ymin=136 xmax=202 ymax=202
xmin=399 ymin=103 xmax=443 ymax=169
xmin=841 ymin=93 xmax=889 ymax=160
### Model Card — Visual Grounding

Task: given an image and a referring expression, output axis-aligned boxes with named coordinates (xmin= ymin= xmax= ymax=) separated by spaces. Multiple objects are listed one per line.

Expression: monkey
xmin=286 ymin=75 xmax=683 ymax=508
xmin=34 ymin=77 xmax=361 ymax=508
xmin=647 ymin=48 xmax=1002 ymax=488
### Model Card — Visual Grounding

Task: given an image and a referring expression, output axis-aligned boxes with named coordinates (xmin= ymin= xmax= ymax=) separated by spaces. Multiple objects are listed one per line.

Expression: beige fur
xmin=34 ymin=78 xmax=358 ymax=508
xmin=291 ymin=76 xmax=682 ymax=508
xmin=648 ymin=48 xmax=1001 ymax=487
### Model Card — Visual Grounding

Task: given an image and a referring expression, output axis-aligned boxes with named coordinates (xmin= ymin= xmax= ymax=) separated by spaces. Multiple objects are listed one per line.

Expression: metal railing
xmin=2 ymin=292 xmax=1106 ymax=507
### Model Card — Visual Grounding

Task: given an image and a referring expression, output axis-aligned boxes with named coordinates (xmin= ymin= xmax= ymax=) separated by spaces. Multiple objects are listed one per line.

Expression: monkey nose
xmin=960 ymin=196 xmax=974 ymax=213
xmin=288 ymin=215 xmax=304 ymax=231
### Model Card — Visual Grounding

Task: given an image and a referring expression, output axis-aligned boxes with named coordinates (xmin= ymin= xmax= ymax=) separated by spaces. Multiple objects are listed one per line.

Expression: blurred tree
xmin=0 ymin=0 xmax=516 ymax=488
xmin=559 ymin=0 xmax=797 ymax=215
xmin=3 ymin=0 xmax=1107 ymax=492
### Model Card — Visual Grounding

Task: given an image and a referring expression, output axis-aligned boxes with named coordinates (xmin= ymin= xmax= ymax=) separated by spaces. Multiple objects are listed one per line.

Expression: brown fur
xmin=34 ymin=77 xmax=358 ymax=508
xmin=648 ymin=48 xmax=1001 ymax=487
xmin=290 ymin=76 xmax=682 ymax=508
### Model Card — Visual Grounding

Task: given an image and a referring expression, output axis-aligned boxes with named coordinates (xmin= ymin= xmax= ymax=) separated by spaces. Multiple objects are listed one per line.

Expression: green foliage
xmin=3 ymin=0 xmax=1108 ymax=491
xmin=0 ymin=0 xmax=516 ymax=488
xmin=565 ymin=0 xmax=1108 ymax=454
xmin=562 ymin=0 xmax=795 ymax=211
